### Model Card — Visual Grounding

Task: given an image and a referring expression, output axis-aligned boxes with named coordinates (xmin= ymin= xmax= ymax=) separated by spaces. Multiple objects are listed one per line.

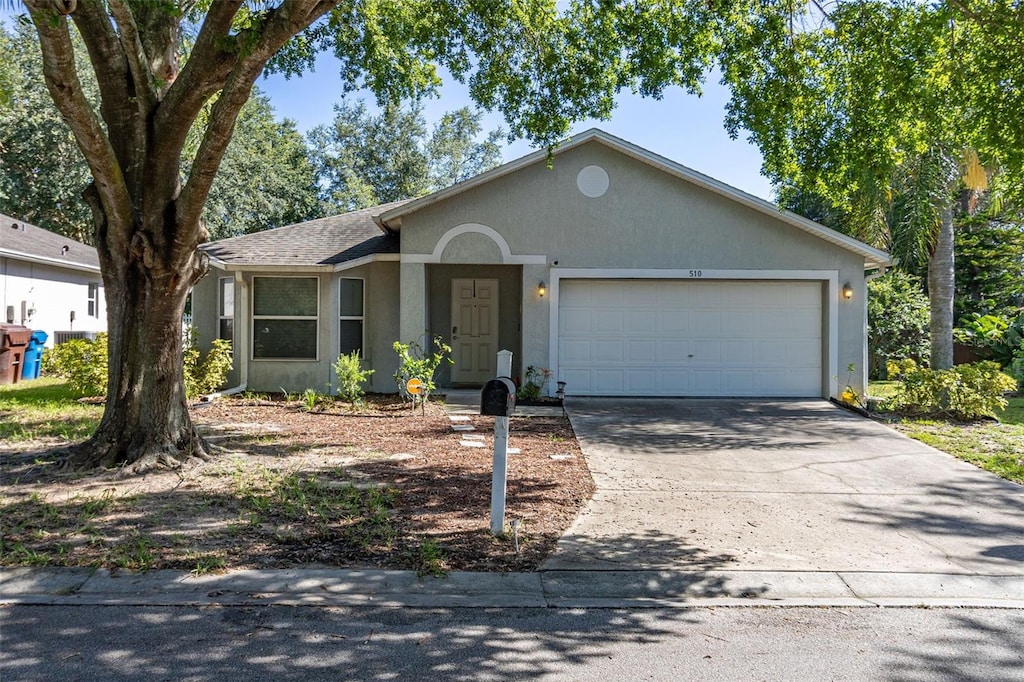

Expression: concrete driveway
xmin=542 ymin=399 xmax=1024 ymax=576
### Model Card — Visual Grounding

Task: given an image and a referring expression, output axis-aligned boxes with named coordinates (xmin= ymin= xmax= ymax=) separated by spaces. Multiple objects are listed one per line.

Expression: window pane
xmin=253 ymin=320 xmax=317 ymax=359
xmin=219 ymin=279 xmax=234 ymax=317
xmin=219 ymin=318 xmax=234 ymax=342
xmin=340 ymin=320 xmax=363 ymax=356
xmin=340 ymin=278 xmax=364 ymax=317
xmin=254 ymin=277 xmax=317 ymax=316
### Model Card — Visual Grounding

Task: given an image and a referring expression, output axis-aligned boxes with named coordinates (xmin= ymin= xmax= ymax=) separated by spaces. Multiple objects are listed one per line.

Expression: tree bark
xmin=25 ymin=0 xmax=336 ymax=471
xmin=64 ymin=231 xmax=211 ymax=472
xmin=928 ymin=201 xmax=956 ymax=370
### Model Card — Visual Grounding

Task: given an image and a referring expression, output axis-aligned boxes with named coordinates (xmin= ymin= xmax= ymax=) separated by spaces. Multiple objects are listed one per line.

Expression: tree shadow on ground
xmin=565 ymin=398 xmax=884 ymax=454
xmin=883 ymin=611 xmax=1024 ymax=682
xmin=840 ymin=473 xmax=1024 ymax=568
xmin=0 ymin=602 xmax=707 ymax=681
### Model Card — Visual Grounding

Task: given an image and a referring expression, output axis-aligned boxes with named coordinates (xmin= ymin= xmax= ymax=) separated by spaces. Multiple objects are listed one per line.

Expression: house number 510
xmin=689 ymin=270 xmax=702 ymax=278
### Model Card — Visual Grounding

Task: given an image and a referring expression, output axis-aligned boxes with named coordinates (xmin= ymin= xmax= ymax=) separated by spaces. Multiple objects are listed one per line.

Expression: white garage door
xmin=558 ymin=279 xmax=823 ymax=397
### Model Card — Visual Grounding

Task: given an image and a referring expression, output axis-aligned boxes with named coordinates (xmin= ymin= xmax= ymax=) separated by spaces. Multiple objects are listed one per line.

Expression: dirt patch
xmin=0 ymin=395 xmax=593 ymax=574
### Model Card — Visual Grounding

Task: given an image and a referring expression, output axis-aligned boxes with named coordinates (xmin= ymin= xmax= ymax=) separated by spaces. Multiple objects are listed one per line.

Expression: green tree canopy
xmin=308 ymin=101 xmax=501 ymax=212
xmin=718 ymin=0 xmax=1024 ymax=369
xmin=954 ymin=216 xmax=1024 ymax=322
xmin=0 ymin=20 xmax=95 ymax=243
xmin=190 ymin=91 xmax=320 ymax=240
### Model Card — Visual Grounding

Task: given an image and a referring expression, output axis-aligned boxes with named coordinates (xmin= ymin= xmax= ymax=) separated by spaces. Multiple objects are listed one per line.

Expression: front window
xmin=252 ymin=276 xmax=318 ymax=359
xmin=218 ymin=277 xmax=234 ymax=342
xmin=339 ymin=277 xmax=364 ymax=356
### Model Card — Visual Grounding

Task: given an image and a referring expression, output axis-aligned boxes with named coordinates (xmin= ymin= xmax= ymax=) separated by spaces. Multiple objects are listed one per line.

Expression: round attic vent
xmin=576 ymin=165 xmax=609 ymax=198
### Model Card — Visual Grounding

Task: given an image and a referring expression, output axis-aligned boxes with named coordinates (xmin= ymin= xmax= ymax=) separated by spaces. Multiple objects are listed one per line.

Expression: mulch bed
xmin=0 ymin=395 xmax=594 ymax=573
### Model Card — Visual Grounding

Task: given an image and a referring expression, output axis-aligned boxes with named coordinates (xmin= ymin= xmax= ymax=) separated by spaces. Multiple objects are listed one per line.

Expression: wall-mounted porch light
xmin=842 ymin=282 xmax=854 ymax=300
xmin=538 ymin=280 xmax=547 ymax=298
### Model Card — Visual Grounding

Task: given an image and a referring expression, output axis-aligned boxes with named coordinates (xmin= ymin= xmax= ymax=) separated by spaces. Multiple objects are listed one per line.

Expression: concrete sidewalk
xmin=2 ymin=566 xmax=1023 ymax=609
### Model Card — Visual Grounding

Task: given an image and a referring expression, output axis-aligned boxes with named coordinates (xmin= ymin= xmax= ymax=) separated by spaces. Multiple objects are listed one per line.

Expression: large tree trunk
xmin=928 ymin=201 xmax=956 ymax=370
xmin=63 ymin=206 xmax=211 ymax=472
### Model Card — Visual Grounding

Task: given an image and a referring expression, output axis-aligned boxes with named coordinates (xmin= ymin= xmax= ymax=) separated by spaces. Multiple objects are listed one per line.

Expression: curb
xmin=2 ymin=567 xmax=1022 ymax=609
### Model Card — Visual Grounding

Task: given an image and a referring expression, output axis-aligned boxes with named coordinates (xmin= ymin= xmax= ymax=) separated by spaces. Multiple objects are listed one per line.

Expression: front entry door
xmin=451 ymin=278 xmax=499 ymax=384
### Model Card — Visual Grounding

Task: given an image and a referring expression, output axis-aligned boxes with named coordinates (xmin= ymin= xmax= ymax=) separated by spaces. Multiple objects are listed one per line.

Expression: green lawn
xmin=869 ymin=382 xmax=1024 ymax=485
xmin=0 ymin=377 xmax=102 ymax=443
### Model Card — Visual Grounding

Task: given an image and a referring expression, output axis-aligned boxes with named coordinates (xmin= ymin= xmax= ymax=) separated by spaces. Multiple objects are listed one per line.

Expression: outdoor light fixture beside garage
xmin=538 ymin=281 xmax=547 ymax=298
xmin=842 ymin=283 xmax=853 ymax=300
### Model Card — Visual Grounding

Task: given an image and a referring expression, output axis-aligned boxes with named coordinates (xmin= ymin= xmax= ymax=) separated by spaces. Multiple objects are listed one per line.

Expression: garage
xmin=557 ymin=279 xmax=824 ymax=397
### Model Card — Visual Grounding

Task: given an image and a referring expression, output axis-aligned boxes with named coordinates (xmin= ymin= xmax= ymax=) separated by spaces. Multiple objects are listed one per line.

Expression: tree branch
xmin=176 ymin=0 xmax=337 ymax=236
xmin=106 ymin=0 xmax=158 ymax=110
xmin=25 ymin=1 xmax=133 ymax=252
xmin=69 ymin=1 xmax=158 ymax=202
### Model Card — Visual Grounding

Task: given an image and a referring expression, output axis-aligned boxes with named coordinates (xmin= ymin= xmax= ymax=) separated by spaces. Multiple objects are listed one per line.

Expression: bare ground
xmin=0 ymin=395 xmax=593 ymax=574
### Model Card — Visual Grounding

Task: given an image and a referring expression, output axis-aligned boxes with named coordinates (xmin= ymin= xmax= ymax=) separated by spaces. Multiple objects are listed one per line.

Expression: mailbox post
xmin=481 ymin=350 xmax=515 ymax=535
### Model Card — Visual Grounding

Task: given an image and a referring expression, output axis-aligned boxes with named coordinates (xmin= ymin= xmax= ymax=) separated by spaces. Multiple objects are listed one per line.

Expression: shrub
xmin=184 ymin=333 xmax=233 ymax=399
xmin=333 ymin=350 xmax=375 ymax=406
xmin=885 ymin=358 xmax=918 ymax=380
xmin=891 ymin=361 xmax=1017 ymax=420
xmin=393 ymin=335 xmax=453 ymax=410
xmin=867 ymin=270 xmax=930 ymax=379
xmin=44 ymin=331 xmax=232 ymax=400
xmin=41 ymin=333 xmax=108 ymax=397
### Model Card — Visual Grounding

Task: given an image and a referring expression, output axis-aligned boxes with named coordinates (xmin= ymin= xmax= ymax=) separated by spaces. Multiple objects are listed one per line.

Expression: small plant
xmin=891 ymin=361 xmax=1017 ymax=420
xmin=393 ymin=334 xmax=454 ymax=413
xmin=333 ymin=350 xmax=375 ymax=407
xmin=838 ymin=363 xmax=861 ymax=407
xmin=517 ymin=366 xmax=552 ymax=401
xmin=412 ymin=537 xmax=448 ymax=577
xmin=301 ymin=388 xmax=319 ymax=412
xmin=188 ymin=552 xmax=227 ymax=576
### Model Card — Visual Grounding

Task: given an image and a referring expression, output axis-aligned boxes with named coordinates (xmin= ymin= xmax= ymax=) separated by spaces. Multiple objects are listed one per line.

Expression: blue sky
xmin=1 ymin=8 xmax=773 ymax=201
xmin=260 ymin=53 xmax=774 ymax=200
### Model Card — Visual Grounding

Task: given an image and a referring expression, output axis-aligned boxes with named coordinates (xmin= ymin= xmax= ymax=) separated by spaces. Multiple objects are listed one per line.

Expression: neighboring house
xmin=193 ymin=129 xmax=890 ymax=399
xmin=0 ymin=214 xmax=106 ymax=346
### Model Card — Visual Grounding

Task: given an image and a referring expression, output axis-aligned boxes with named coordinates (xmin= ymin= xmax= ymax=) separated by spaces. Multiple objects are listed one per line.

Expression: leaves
xmin=309 ymin=100 xmax=502 ymax=212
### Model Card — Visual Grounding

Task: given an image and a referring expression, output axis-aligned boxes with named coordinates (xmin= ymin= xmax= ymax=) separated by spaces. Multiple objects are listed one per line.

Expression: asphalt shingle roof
xmin=0 ymin=213 xmax=100 ymax=270
xmin=200 ymin=200 xmax=409 ymax=266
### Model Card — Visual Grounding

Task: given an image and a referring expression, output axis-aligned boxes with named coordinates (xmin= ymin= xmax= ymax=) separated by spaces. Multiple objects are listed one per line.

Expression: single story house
xmin=193 ymin=129 xmax=890 ymax=399
xmin=0 ymin=214 xmax=106 ymax=346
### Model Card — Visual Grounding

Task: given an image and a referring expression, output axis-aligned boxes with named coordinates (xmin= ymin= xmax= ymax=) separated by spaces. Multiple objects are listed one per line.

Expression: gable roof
xmin=377 ymin=128 xmax=891 ymax=270
xmin=201 ymin=200 xmax=410 ymax=270
xmin=0 ymin=214 xmax=100 ymax=273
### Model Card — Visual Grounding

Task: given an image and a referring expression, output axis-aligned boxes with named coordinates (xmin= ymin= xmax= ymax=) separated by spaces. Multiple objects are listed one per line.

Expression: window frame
xmin=87 ymin=282 xmax=100 ymax=318
xmin=251 ymin=275 xmax=320 ymax=362
xmin=218 ymin=276 xmax=234 ymax=343
xmin=339 ymin=276 xmax=366 ymax=358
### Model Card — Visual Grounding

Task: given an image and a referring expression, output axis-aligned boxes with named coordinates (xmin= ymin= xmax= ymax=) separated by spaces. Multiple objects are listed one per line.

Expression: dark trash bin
xmin=0 ymin=324 xmax=32 ymax=385
xmin=21 ymin=330 xmax=48 ymax=380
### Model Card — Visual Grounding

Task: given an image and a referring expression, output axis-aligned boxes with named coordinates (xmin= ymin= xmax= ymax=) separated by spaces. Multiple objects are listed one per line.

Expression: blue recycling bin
xmin=21 ymin=330 xmax=48 ymax=380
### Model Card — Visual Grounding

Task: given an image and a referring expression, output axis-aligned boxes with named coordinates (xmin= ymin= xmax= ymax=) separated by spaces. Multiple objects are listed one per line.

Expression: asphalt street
xmin=3 ymin=603 xmax=1022 ymax=681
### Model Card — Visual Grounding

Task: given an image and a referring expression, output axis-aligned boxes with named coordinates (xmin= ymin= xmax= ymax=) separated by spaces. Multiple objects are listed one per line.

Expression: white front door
xmin=451 ymin=278 xmax=499 ymax=384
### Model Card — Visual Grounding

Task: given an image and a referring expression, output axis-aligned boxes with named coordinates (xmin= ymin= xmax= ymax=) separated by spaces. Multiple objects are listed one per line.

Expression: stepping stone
xmin=451 ymin=424 xmax=476 ymax=432
xmin=448 ymin=415 xmax=471 ymax=422
xmin=460 ymin=440 xmax=486 ymax=448
xmin=507 ymin=448 xmax=521 ymax=455
xmin=549 ymin=453 xmax=574 ymax=460
xmin=462 ymin=434 xmax=486 ymax=441
xmin=388 ymin=453 xmax=418 ymax=461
